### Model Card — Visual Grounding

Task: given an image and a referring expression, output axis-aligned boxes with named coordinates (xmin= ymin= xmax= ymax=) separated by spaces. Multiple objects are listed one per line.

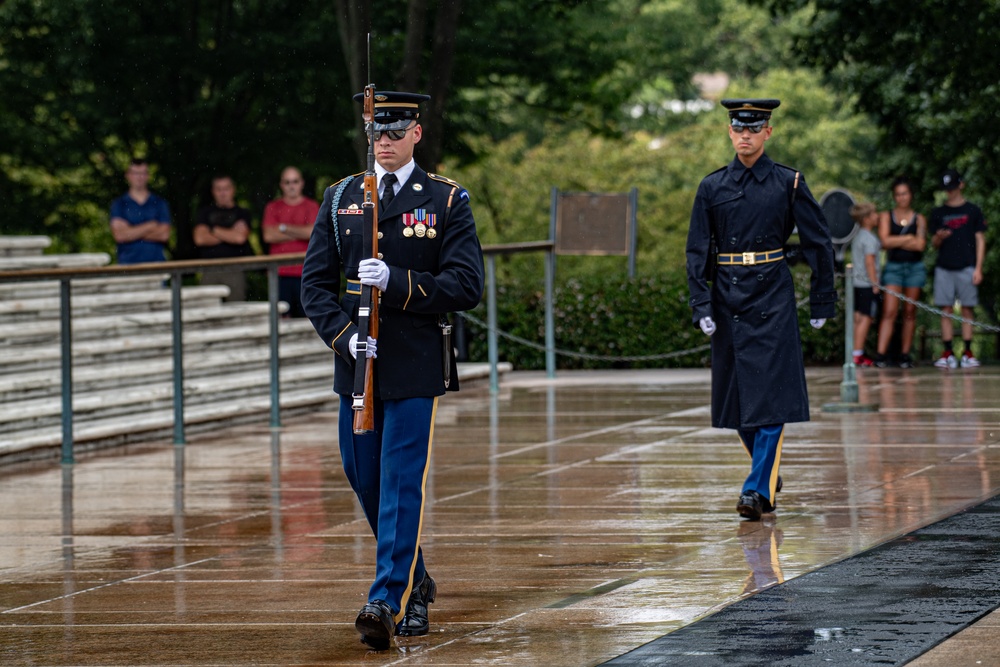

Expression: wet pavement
xmin=1 ymin=366 xmax=998 ymax=666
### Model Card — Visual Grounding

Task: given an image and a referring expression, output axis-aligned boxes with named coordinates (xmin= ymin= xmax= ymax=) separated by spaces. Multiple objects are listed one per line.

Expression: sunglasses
xmin=731 ymin=122 xmax=767 ymax=134
xmin=370 ymin=124 xmax=415 ymax=142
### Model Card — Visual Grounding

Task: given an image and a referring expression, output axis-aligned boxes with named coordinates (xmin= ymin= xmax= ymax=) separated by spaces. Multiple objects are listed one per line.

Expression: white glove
xmin=809 ymin=318 xmax=826 ymax=329
xmin=358 ymin=258 xmax=390 ymax=292
xmin=699 ymin=316 xmax=716 ymax=336
xmin=349 ymin=333 xmax=378 ymax=359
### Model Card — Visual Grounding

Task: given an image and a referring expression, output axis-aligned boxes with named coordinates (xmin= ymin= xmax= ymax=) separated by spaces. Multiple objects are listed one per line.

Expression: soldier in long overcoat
xmin=686 ymin=98 xmax=836 ymax=521
xmin=302 ymin=91 xmax=484 ymax=650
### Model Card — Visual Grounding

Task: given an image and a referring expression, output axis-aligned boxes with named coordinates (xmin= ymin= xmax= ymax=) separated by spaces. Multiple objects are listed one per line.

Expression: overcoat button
xmin=757 ymin=274 xmax=764 ymax=282
xmin=377 ymin=252 xmax=383 ymax=259
xmin=761 ymin=312 xmax=768 ymax=319
xmin=377 ymin=231 xmax=383 ymax=239
xmin=755 ymin=235 xmax=763 ymax=244
xmin=731 ymin=276 xmax=738 ymax=284
xmin=733 ymin=315 xmax=740 ymax=322
xmin=729 ymin=237 xmax=738 ymax=245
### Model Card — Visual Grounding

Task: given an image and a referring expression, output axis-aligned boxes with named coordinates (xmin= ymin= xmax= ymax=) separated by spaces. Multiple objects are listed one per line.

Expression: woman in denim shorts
xmin=875 ymin=177 xmax=926 ymax=368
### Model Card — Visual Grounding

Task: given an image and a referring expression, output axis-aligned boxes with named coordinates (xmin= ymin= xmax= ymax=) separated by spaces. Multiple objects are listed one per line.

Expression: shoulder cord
xmin=329 ymin=175 xmax=355 ymax=260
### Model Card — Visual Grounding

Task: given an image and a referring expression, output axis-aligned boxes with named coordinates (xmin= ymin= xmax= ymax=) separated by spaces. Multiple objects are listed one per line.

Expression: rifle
xmin=352 ymin=39 xmax=379 ymax=435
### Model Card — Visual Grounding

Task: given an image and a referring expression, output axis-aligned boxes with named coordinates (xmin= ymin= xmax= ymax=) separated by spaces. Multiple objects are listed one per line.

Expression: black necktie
xmin=381 ymin=173 xmax=397 ymax=211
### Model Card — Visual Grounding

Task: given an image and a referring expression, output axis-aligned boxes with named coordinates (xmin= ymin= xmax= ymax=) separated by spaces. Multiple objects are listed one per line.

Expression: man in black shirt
xmin=194 ymin=175 xmax=254 ymax=301
xmin=929 ymin=169 xmax=987 ymax=369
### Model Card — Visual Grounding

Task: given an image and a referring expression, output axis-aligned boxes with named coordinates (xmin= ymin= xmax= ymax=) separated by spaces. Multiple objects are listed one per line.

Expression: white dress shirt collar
xmin=375 ymin=159 xmax=416 ymax=197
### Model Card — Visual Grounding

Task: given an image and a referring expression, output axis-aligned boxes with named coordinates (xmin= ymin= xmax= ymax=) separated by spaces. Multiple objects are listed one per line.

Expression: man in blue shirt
xmin=109 ymin=158 xmax=172 ymax=264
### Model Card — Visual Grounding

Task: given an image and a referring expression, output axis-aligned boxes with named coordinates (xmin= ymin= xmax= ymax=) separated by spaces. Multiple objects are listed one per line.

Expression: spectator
xmin=929 ymin=169 xmax=987 ymax=369
xmin=874 ymin=177 xmax=926 ymax=368
xmin=193 ymin=175 xmax=253 ymax=301
xmin=262 ymin=167 xmax=319 ymax=317
xmin=849 ymin=202 xmax=881 ymax=366
xmin=109 ymin=158 xmax=171 ymax=264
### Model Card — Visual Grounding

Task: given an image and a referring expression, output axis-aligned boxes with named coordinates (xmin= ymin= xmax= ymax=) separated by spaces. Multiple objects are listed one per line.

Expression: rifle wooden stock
xmin=352 ymin=84 xmax=379 ymax=435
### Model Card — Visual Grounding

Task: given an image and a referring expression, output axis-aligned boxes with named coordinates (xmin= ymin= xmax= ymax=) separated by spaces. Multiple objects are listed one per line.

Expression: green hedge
xmin=463 ymin=268 xmax=848 ymax=370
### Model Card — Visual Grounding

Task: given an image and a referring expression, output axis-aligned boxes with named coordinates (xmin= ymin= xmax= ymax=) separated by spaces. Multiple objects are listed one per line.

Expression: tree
xmin=754 ymin=0 xmax=1000 ymax=319
xmin=0 ymin=0 xmax=349 ymax=258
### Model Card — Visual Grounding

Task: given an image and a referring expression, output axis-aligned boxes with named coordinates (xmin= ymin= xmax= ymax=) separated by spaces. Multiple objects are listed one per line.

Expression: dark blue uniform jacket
xmin=302 ymin=164 xmax=484 ymax=399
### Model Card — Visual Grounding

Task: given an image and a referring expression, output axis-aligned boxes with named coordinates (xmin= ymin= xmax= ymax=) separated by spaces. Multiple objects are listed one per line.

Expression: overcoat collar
xmin=727 ymin=152 xmax=775 ymax=184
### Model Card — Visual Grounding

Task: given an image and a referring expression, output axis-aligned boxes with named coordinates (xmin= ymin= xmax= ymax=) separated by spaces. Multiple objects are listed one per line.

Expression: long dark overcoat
xmin=686 ymin=153 xmax=836 ymax=429
xmin=302 ymin=164 xmax=484 ymax=399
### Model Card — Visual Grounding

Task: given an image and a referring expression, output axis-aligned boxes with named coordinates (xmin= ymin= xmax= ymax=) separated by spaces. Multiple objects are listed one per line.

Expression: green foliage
xmin=464 ymin=267 xmax=847 ymax=369
xmin=755 ymin=0 xmax=1000 ymax=323
xmin=444 ymin=66 xmax=877 ymax=285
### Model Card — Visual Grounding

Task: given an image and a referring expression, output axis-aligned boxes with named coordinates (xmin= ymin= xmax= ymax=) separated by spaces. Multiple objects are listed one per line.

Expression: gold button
xmin=345 ymin=229 xmax=351 ymax=235
xmin=377 ymin=252 xmax=383 ymax=259
xmin=377 ymin=231 xmax=383 ymax=239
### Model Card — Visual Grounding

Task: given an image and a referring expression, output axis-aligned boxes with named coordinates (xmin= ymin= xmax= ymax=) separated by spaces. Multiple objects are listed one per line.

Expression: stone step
xmin=0 ymin=363 xmax=334 ymax=432
xmin=0 ymin=338 xmax=331 ymax=402
xmin=0 ymin=236 xmax=51 ymax=257
xmin=0 ymin=284 xmax=229 ymax=321
xmin=0 ymin=364 xmax=502 ymax=461
xmin=0 ymin=274 xmax=169 ymax=300
xmin=0 ymin=301 xmax=297 ymax=347
xmin=0 ymin=385 xmax=339 ymax=460
xmin=0 ymin=253 xmax=110 ymax=270
xmin=0 ymin=318 xmax=319 ymax=374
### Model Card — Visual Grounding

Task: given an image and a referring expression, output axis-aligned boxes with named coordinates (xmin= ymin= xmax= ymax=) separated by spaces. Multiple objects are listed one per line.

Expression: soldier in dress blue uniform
xmin=301 ymin=90 xmax=484 ymax=650
xmin=686 ymin=98 xmax=836 ymax=521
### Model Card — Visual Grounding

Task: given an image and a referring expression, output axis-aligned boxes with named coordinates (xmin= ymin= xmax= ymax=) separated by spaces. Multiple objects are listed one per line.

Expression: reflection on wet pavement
xmin=0 ymin=367 xmax=998 ymax=666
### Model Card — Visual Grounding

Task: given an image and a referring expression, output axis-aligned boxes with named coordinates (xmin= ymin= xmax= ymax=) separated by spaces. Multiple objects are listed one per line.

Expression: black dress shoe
xmin=737 ymin=490 xmax=775 ymax=521
xmin=355 ymin=599 xmax=395 ymax=651
xmin=396 ymin=573 xmax=437 ymax=637
xmin=776 ymin=475 xmax=783 ymax=494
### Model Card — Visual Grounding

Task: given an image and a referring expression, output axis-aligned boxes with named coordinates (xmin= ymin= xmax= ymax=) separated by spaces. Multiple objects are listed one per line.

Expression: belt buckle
xmin=742 ymin=251 xmax=756 ymax=266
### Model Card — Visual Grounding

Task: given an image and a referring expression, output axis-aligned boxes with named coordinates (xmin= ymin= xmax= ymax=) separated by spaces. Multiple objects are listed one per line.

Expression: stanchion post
xmin=823 ymin=264 xmax=877 ymax=413
xmin=840 ymin=264 xmax=858 ymax=403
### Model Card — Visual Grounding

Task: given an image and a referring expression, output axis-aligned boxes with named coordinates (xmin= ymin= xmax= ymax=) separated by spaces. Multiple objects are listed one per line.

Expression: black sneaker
xmin=873 ymin=354 xmax=889 ymax=368
xmin=898 ymin=354 xmax=914 ymax=369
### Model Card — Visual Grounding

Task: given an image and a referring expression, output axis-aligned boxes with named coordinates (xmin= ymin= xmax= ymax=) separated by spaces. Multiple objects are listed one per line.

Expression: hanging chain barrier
xmin=465 ymin=268 xmax=998 ymax=365
xmin=461 ymin=310 xmax=710 ymax=362
xmin=866 ymin=273 xmax=1000 ymax=333
xmin=460 ymin=293 xmax=812 ymax=363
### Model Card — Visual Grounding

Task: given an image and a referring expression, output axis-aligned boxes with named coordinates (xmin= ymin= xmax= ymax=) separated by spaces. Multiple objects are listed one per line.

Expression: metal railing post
xmin=487 ymin=254 xmax=499 ymax=393
xmin=547 ymin=187 xmax=558 ymax=379
xmin=170 ymin=271 xmax=186 ymax=444
xmin=268 ymin=265 xmax=281 ymax=428
xmin=59 ymin=278 xmax=74 ymax=464
xmin=544 ymin=249 xmax=555 ymax=379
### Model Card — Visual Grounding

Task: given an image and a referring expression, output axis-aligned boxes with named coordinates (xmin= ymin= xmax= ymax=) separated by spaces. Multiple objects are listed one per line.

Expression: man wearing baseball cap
xmin=929 ymin=169 xmax=987 ymax=368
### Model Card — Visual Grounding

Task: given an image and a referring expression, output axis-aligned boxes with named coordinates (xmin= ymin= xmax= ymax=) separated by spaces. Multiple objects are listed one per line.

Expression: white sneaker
xmin=960 ymin=351 xmax=981 ymax=368
xmin=934 ymin=352 xmax=958 ymax=369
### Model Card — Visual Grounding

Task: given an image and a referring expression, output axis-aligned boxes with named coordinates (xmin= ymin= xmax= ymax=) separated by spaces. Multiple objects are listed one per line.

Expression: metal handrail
xmin=0 ymin=241 xmax=554 ymax=460
xmin=481 ymin=241 xmax=555 ymax=392
xmin=0 ymin=253 xmax=307 ymax=463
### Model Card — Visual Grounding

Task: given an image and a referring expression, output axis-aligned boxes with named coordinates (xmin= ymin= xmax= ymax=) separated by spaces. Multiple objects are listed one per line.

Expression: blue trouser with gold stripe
xmin=338 ymin=395 xmax=436 ymax=622
xmin=737 ymin=424 xmax=784 ymax=505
